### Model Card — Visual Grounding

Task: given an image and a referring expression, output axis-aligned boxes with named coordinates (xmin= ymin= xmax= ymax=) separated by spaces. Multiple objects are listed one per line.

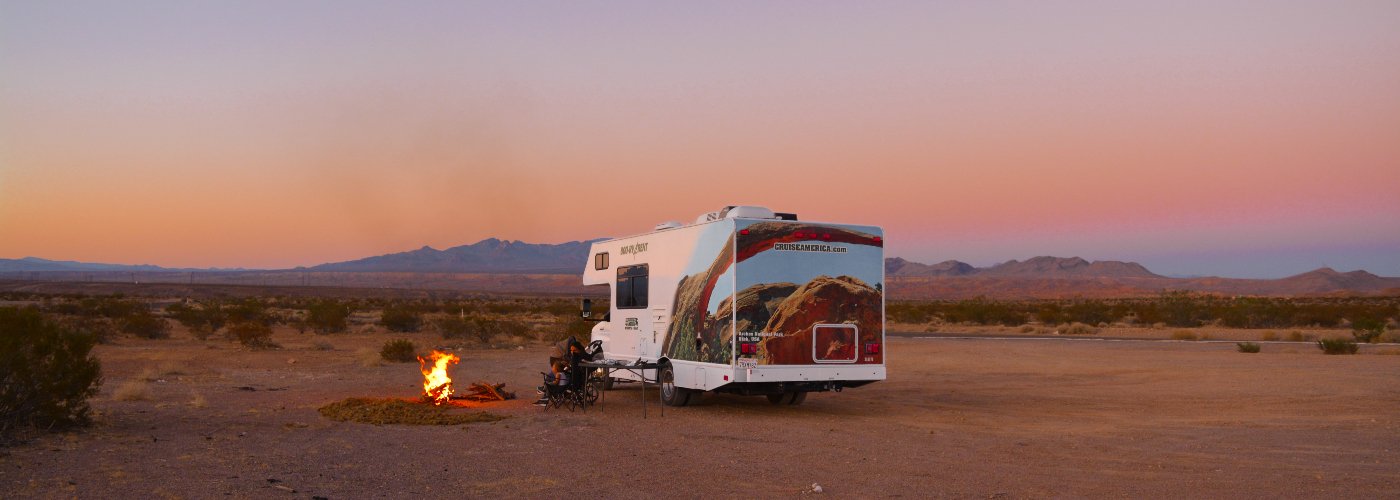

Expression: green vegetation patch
xmin=1317 ymin=338 xmax=1359 ymax=355
xmin=318 ymin=397 xmax=506 ymax=426
xmin=379 ymin=339 xmax=417 ymax=362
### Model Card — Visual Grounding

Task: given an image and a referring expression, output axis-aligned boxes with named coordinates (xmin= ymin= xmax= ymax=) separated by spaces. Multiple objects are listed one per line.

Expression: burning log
xmin=415 ymin=349 xmax=513 ymax=404
xmin=453 ymin=382 xmax=516 ymax=402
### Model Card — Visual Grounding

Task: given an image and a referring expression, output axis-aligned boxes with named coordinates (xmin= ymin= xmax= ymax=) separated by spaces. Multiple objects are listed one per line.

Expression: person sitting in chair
xmin=550 ymin=359 xmax=570 ymax=387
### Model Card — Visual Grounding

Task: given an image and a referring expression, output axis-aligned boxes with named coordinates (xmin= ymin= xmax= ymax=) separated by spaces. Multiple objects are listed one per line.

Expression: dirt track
xmin=4 ymin=331 xmax=1398 ymax=498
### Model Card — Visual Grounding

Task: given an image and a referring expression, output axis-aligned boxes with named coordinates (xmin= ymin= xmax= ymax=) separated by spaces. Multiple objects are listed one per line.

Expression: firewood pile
xmin=451 ymin=382 xmax=516 ymax=402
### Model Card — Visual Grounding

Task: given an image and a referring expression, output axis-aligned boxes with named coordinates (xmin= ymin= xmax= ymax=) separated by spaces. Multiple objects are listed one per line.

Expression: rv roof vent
xmin=695 ymin=205 xmax=778 ymax=224
xmin=654 ymin=221 xmax=684 ymax=231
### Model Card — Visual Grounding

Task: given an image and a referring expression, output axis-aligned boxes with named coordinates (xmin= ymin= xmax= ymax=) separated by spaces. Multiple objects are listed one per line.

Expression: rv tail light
xmin=739 ymin=342 xmax=757 ymax=355
xmin=822 ymin=234 xmax=831 ymax=240
xmin=864 ymin=343 xmax=881 ymax=355
xmin=739 ymin=229 xmax=750 ymax=235
xmin=873 ymin=236 xmax=882 ymax=242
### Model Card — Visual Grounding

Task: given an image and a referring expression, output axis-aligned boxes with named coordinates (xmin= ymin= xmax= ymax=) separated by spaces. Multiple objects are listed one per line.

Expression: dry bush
xmin=227 ymin=321 xmax=278 ymax=350
xmin=356 ymin=348 xmax=383 ymax=367
xmin=1171 ymin=330 xmax=1197 ymax=341
xmin=317 ymin=398 xmax=506 ymax=425
xmin=1060 ymin=322 xmax=1098 ymax=335
xmin=1317 ymin=338 xmax=1358 ymax=355
xmin=379 ymin=306 xmax=423 ymax=333
xmin=189 ymin=391 xmax=207 ymax=408
xmin=380 ymin=339 xmax=417 ymax=363
xmin=312 ymin=340 xmax=335 ymax=351
xmin=1260 ymin=331 xmax=1279 ymax=341
xmin=306 ymin=300 xmax=352 ymax=333
xmin=1237 ymin=342 xmax=1261 ymax=353
xmin=119 ymin=310 xmax=170 ymax=339
xmin=113 ymin=379 xmax=151 ymax=401
xmin=1287 ymin=331 xmax=1306 ymax=342
xmin=1018 ymin=325 xmax=1036 ymax=333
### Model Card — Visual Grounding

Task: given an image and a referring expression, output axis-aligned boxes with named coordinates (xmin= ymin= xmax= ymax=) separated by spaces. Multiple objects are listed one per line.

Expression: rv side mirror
xmin=581 ymin=298 xmax=592 ymax=319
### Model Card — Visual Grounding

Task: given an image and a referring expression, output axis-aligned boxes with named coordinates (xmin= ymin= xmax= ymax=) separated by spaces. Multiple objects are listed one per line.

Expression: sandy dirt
xmin=3 ymin=328 xmax=1398 ymax=498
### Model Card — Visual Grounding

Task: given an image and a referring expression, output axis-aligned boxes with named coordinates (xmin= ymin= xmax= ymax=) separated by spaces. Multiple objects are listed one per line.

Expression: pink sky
xmin=2 ymin=1 xmax=1398 ymax=278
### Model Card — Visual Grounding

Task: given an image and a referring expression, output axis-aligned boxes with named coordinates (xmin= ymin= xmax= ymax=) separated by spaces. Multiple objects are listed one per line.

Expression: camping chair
xmin=539 ymin=372 xmax=587 ymax=412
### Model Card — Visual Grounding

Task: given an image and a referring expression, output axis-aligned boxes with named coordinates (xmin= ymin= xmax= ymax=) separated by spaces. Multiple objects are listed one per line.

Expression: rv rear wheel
xmin=659 ymin=362 xmax=692 ymax=407
xmin=766 ymin=391 xmax=807 ymax=405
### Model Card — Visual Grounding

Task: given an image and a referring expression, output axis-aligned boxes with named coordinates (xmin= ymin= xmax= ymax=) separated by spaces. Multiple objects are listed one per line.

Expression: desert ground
xmin=3 ymin=326 xmax=1399 ymax=499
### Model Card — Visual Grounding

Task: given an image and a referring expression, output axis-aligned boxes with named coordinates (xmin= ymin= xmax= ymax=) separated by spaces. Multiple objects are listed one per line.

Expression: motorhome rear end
xmin=582 ymin=206 xmax=885 ymax=406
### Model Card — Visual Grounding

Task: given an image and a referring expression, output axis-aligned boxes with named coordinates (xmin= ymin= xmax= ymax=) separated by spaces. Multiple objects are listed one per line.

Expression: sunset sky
xmin=2 ymin=1 xmax=1398 ymax=278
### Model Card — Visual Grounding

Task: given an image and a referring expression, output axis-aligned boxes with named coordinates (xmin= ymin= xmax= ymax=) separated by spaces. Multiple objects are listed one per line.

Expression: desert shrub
xmin=61 ymin=316 xmax=117 ymax=344
xmin=1237 ymin=342 xmax=1261 ymax=353
xmin=439 ymin=315 xmax=529 ymax=343
xmin=380 ymin=339 xmax=417 ymax=362
xmin=223 ymin=298 xmax=271 ymax=326
xmin=0 ymin=307 xmax=103 ymax=435
xmin=227 ymin=321 xmax=277 ymax=349
xmin=166 ymin=300 xmax=226 ymax=337
xmin=379 ymin=306 xmax=422 ymax=333
xmin=1351 ymin=317 xmax=1386 ymax=343
xmin=1317 ymin=338 xmax=1359 ymax=355
xmin=1260 ymin=331 xmax=1279 ymax=341
xmin=547 ymin=316 xmax=596 ymax=343
xmin=112 ymin=379 xmax=151 ymax=401
xmin=1061 ymin=322 xmax=1098 ymax=335
xmin=1287 ymin=331 xmax=1305 ymax=342
xmin=940 ymin=297 xmax=1026 ymax=326
xmin=435 ymin=316 xmax=472 ymax=339
xmin=306 ymin=300 xmax=352 ymax=333
xmin=1171 ymin=330 xmax=1197 ymax=341
xmin=1018 ymin=325 xmax=1036 ymax=333
xmin=118 ymin=309 xmax=170 ymax=339
xmin=312 ymin=340 xmax=335 ymax=351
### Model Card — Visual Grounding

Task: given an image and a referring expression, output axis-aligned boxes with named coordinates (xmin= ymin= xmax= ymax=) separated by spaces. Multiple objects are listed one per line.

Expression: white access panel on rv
xmin=582 ymin=206 xmax=886 ymax=401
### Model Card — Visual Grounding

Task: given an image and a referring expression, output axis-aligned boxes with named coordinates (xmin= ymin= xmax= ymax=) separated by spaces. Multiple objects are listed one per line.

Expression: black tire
xmin=766 ymin=393 xmax=786 ymax=405
xmin=788 ymin=391 xmax=807 ymax=405
xmin=659 ymin=362 xmax=692 ymax=407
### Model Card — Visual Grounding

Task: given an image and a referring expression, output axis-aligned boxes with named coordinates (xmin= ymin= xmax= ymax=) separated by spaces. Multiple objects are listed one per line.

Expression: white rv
xmin=582 ymin=206 xmax=886 ymax=406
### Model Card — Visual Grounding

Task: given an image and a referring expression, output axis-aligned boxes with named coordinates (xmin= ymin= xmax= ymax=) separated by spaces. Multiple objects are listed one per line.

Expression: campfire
xmin=418 ymin=350 xmax=459 ymax=405
xmin=416 ymin=350 xmax=515 ymax=405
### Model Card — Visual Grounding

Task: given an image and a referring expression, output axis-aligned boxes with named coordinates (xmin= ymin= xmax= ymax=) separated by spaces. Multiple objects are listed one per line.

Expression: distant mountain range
xmin=304 ymin=238 xmax=600 ymax=274
xmin=886 ymin=257 xmax=1400 ymax=299
xmin=4 ymin=240 xmax=1398 ymax=298
xmin=0 ymin=256 xmax=180 ymax=273
xmin=885 ymin=256 xmax=1159 ymax=279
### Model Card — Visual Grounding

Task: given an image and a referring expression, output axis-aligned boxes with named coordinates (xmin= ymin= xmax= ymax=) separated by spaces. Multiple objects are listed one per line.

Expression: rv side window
xmin=616 ymin=264 xmax=648 ymax=309
xmin=594 ymin=252 xmax=609 ymax=270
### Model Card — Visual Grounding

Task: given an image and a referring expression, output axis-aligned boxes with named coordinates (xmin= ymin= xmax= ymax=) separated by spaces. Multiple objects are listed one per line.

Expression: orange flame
xmin=417 ymin=350 xmax=460 ymax=405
